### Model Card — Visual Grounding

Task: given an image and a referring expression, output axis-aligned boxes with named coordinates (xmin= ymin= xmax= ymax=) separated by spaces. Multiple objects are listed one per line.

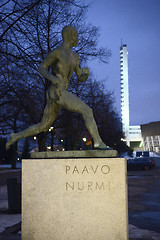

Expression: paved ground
xmin=0 ymin=166 xmax=160 ymax=239
xmin=0 ymin=169 xmax=21 ymax=240
xmin=128 ymin=167 xmax=160 ymax=239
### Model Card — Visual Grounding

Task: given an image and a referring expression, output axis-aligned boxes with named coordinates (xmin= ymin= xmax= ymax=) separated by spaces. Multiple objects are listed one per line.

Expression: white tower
xmin=120 ymin=44 xmax=142 ymax=148
xmin=120 ymin=44 xmax=130 ymax=145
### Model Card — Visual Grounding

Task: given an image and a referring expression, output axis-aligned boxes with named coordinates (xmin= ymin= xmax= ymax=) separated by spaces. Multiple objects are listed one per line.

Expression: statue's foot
xmin=6 ymin=133 xmax=16 ymax=150
xmin=94 ymin=141 xmax=113 ymax=150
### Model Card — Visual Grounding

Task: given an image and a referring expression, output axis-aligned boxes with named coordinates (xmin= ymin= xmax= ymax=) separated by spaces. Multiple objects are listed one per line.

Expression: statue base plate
xmin=31 ymin=149 xmax=118 ymax=159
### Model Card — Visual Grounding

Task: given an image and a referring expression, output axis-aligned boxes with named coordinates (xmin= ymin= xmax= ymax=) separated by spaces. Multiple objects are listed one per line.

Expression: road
xmin=128 ymin=167 xmax=160 ymax=233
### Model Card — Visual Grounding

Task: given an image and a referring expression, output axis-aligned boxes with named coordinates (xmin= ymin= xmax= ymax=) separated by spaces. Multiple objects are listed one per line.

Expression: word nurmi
xmin=66 ymin=181 xmax=110 ymax=191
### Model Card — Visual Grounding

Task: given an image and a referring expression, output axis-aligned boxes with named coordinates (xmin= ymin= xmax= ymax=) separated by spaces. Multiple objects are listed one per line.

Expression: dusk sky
xmin=85 ymin=0 xmax=160 ymax=126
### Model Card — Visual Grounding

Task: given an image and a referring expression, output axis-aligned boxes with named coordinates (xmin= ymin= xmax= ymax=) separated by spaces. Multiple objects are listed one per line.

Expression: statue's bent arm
xmin=74 ymin=53 xmax=89 ymax=82
xmin=38 ymin=49 xmax=62 ymax=85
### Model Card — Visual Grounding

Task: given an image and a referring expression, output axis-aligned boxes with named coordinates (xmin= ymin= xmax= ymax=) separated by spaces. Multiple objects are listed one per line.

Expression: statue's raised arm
xmin=74 ymin=53 xmax=89 ymax=83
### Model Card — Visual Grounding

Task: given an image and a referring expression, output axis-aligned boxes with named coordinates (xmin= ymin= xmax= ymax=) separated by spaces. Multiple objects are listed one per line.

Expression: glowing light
xmin=121 ymin=138 xmax=126 ymax=142
xmin=82 ymin=137 xmax=86 ymax=142
xmin=49 ymin=126 xmax=54 ymax=132
xmin=34 ymin=136 xmax=36 ymax=140
xmin=139 ymin=141 xmax=143 ymax=147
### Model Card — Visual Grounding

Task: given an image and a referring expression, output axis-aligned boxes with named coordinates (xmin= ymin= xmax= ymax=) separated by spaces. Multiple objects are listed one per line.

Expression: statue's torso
xmin=51 ymin=47 xmax=76 ymax=89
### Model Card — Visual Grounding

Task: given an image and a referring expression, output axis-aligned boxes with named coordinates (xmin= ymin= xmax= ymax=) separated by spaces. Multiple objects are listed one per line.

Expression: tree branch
xmin=0 ymin=0 xmax=42 ymax=40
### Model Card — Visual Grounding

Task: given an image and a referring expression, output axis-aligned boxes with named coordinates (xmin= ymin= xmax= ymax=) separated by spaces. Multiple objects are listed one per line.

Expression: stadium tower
xmin=120 ymin=44 xmax=130 ymax=145
xmin=120 ymin=43 xmax=142 ymax=148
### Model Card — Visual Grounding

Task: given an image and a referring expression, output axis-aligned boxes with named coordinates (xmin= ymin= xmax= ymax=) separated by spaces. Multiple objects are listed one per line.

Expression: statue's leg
xmin=6 ymin=102 xmax=61 ymax=150
xmin=59 ymin=90 xmax=108 ymax=149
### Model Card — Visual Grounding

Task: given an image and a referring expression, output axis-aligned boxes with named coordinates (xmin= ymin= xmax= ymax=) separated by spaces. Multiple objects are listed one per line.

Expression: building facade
xmin=141 ymin=121 xmax=160 ymax=153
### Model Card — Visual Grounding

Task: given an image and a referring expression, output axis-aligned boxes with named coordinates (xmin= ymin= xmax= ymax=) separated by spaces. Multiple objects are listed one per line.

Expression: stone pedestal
xmin=22 ymin=158 xmax=128 ymax=240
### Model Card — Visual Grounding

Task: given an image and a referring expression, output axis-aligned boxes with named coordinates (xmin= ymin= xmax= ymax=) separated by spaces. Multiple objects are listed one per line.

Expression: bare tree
xmin=0 ymin=0 xmax=42 ymax=40
xmin=0 ymin=0 xmax=112 ymax=152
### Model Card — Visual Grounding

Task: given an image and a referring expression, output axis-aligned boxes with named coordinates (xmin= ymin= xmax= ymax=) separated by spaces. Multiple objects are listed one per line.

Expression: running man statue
xmin=6 ymin=26 xmax=108 ymax=150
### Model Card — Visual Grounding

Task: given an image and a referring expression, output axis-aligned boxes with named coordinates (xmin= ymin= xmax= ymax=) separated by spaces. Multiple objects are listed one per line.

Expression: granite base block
xmin=22 ymin=158 xmax=128 ymax=240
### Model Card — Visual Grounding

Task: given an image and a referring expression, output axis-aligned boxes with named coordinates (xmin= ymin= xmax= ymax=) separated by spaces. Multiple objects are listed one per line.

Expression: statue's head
xmin=62 ymin=26 xmax=78 ymax=47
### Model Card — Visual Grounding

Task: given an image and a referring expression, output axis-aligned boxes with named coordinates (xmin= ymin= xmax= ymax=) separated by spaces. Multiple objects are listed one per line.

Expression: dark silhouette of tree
xmin=0 ymin=0 xmax=42 ymax=41
xmin=0 ymin=137 xmax=16 ymax=166
xmin=0 ymin=0 xmax=130 ymax=155
xmin=0 ymin=0 xmax=111 ymax=151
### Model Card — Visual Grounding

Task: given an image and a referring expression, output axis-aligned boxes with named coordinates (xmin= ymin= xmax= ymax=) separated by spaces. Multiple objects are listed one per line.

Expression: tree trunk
xmin=38 ymin=132 xmax=47 ymax=151
xmin=11 ymin=142 xmax=17 ymax=169
xmin=51 ymin=131 xmax=54 ymax=151
xmin=72 ymin=120 xmax=81 ymax=150
xmin=21 ymin=138 xmax=30 ymax=159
